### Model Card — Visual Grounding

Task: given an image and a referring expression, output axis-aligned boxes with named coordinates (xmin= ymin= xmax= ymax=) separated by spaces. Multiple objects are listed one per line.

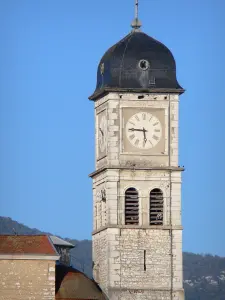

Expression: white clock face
xmin=99 ymin=115 xmax=107 ymax=152
xmin=126 ymin=112 xmax=162 ymax=149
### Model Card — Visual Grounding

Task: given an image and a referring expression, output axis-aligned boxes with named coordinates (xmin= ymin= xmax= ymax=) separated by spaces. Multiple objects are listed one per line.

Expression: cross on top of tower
xmin=131 ymin=0 xmax=142 ymax=31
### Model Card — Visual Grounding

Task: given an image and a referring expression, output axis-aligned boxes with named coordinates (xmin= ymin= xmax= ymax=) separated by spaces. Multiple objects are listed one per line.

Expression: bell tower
xmin=89 ymin=6 xmax=185 ymax=300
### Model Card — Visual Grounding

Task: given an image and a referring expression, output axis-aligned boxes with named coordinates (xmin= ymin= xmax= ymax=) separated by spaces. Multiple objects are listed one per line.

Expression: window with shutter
xmin=125 ymin=188 xmax=139 ymax=225
xmin=150 ymin=188 xmax=163 ymax=225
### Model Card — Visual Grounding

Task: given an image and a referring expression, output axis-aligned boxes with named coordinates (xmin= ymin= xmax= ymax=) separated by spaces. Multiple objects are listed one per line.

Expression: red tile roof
xmin=0 ymin=235 xmax=57 ymax=255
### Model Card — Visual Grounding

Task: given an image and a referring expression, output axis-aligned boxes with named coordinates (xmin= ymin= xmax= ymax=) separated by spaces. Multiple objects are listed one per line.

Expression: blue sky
xmin=0 ymin=0 xmax=225 ymax=256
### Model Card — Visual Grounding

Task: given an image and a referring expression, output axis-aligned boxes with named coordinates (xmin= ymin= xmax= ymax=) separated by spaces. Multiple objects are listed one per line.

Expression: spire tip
xmin=131 ymin=0 xmax=142 ymax=31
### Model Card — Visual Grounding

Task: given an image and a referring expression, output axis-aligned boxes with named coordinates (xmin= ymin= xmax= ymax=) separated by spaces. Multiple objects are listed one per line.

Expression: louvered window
xmin=150 ymin=189 xmax=163 ymax=225
xmin=125 ymin=188 xmax=139 ymax=225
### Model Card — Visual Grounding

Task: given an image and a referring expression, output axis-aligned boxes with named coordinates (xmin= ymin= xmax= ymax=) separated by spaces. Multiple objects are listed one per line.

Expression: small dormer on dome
xmin=89 ymin=31 xmax=184 ymax=100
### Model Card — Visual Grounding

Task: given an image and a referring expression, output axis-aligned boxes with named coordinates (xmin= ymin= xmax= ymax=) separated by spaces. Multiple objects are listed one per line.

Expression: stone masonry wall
xmin=108 ymin=228 xmax=171 ymax=289
xmin=105 ymin=168 xmax=182 ymax=227
xmin=94 ymin=92 xmax=180 ymax=170
xmin=92 ymin=91 xmax=184 ymax=300
xmin=92 ymin=230 xmax=108 ymax=295
xmin=108 ymin=289 xmax=184 ymax=300
xmin=0 ymin=259 xmax=55 ymax=300
xmin=92 ymin=168 xmax=184 ymax=298
xmin=107 ymin=228 xmax=184 ymax=300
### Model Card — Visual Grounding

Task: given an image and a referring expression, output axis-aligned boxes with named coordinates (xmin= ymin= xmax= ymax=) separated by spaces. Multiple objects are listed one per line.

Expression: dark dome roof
xmin=55 ymin=265 xmax=107 ymax=300
xmin=89 ymin=31 xmax=184 ymax=100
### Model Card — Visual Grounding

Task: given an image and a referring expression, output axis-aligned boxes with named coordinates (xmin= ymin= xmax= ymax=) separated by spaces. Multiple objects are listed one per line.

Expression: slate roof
xmin=0 ymin=235 xmax=58 ymax=255
xmin=89 ymin=31 xmax=184 ymax=100
xmin=55 ymin=265 xmax=107 ymax=300
xmin=50 ymin=235 xmax=75 ymax=248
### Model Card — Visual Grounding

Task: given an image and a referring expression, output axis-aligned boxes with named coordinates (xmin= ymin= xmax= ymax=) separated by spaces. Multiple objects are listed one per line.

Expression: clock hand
xmin=128 ymin=128 xmax=148 ymax=132
xmin=99 ymin=127 xmax=104 ymax=136
xmin=143 ymin=127 xmax=147 ymax=143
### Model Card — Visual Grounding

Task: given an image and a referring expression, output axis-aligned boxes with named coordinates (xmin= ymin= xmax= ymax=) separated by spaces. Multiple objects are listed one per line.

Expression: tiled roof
xmin=55 ymin=265 xmax=107 ymax=300
xmin=0 ymin=235 xmax=58 ymax=255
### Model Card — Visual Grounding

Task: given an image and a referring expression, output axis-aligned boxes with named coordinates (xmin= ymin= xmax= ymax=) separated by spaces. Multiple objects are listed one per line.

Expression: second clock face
xmin=99 ymin=114 xmax=107 ymax=153
xmin=125 ymin=112 xmax=162 ymax=149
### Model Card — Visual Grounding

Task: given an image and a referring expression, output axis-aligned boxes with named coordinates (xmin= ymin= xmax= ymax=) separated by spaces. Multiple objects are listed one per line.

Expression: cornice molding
xmin=89 ymin=87 xmax=185 ymax=101
xmin=0 ymin=254 xmax=60 ymax=261
xmin=89 ymin=166 xmax=184 ymax=178
xmin=92 ymin=224 xmax=183 ymax=235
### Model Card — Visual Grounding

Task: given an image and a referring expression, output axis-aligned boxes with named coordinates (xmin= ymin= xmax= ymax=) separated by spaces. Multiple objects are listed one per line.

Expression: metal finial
xmin=135 ymin=0 xmax=138 ymax=19
xmin=131 ymin=0 xmax=142 ymax=31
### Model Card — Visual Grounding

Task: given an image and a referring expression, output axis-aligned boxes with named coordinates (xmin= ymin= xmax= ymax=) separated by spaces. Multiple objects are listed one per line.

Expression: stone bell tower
xmin=89 ymin=6 xmax=185 ymax=300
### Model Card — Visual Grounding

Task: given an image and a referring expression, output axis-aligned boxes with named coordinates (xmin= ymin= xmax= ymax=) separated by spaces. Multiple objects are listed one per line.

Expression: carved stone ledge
xmin=92 ymin=224 xmax=183 ymax=235
xmin=89 ymin=166 xmax=184 ymax=178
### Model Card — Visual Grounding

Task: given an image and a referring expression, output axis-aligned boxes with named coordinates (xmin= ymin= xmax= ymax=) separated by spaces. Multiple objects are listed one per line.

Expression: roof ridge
xmin=0 ymin=234 xmax=48 ymax=237
xmin=119 ymin=33 xmax=134 ymax=87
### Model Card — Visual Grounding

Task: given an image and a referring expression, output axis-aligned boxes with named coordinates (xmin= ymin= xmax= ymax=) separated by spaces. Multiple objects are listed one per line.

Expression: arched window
xmin=150 ymin=189 xmax=163 ymax=225
xmin=125 ymin=188 xmax=139 ymax=225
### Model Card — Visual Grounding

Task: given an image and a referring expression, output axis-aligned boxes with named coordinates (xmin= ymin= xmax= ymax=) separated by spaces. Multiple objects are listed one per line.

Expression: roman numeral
xmin=153 ymin=135 xmax=159 ymax=140
xmin=154 ymin=129 xmax=160 ymax=132
xmin=135 ymin=115 xmax=140 ymax=121
xmin=129 ymin=121 xmax=135 ymax=126
xmin=153 ymin=122 xmax=159 ymax=126
xmin=135 ymin=139 xmax=139 ymax=146
xmin=129 ymin=134 xmax=135 ymax=140
xmin=149 ymin=140 xmax=153 ymax=147
xmin=142 ymin=113 xmax=146 ymax=120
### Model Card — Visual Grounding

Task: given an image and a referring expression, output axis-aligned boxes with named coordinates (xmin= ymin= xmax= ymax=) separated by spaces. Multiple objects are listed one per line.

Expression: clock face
xmin=125 ymin=112 xmax=162 ymax=149
xmin=99 ymin=115 xmax=107 ymax=153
